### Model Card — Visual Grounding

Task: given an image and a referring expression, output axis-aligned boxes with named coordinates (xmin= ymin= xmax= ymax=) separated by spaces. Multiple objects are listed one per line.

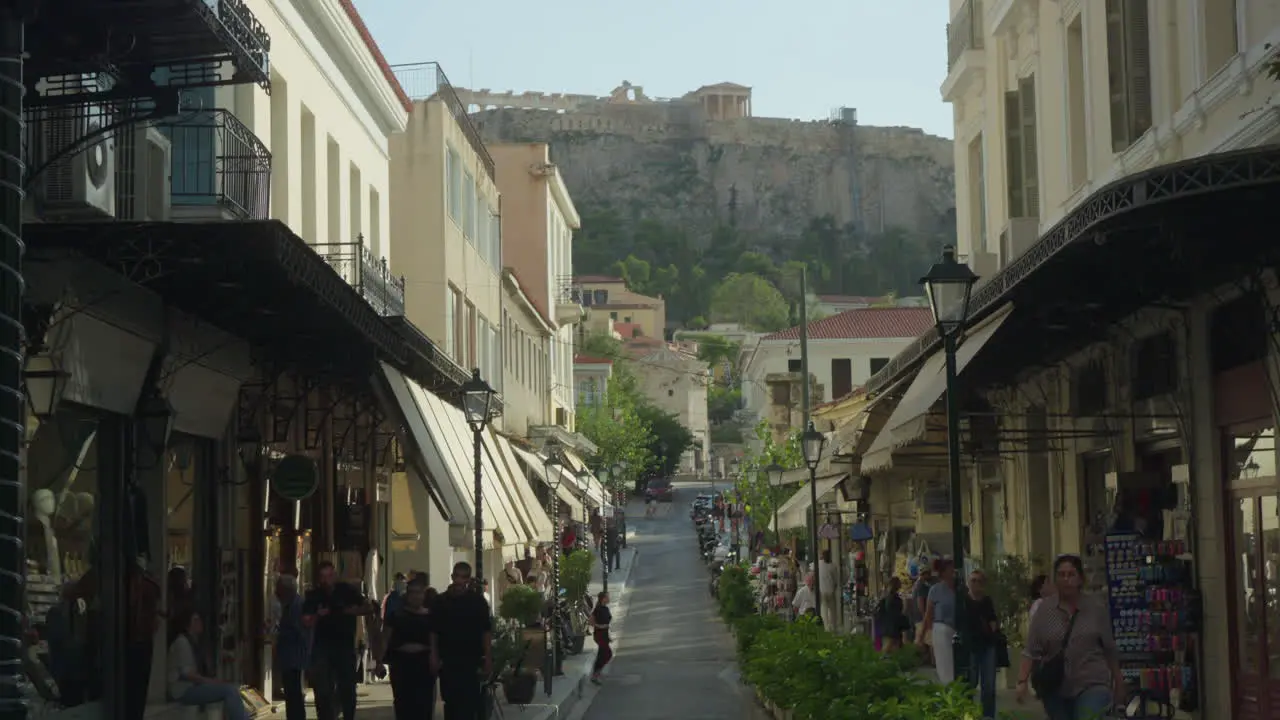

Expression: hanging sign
xmin=272 ymin=454 xmax=319 ymax=501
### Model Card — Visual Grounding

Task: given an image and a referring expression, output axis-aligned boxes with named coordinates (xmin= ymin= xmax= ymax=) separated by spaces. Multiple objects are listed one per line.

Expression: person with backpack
xmin=876 ymin=576 xmax=908 ymax=653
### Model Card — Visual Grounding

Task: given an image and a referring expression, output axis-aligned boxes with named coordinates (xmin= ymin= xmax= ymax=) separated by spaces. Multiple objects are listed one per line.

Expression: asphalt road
xmin=577 ymin=482 xmax=749 ymax=720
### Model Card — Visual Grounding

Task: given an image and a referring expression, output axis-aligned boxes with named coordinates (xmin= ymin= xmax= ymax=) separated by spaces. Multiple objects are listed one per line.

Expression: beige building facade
xmin=389 ymin=75 xmax=504 ymax=395
xmin=573 ymin=276 xmax=667 ymax=340
xmin=490 ymin=143 xmax=582 ymax=431
xmin=501 ymin=270 xmax=555 ymax=436
xmin=850 ymin=3 xmax=1280 ymax=717
xmin=628 ymin=344 xmax=711 ymax=474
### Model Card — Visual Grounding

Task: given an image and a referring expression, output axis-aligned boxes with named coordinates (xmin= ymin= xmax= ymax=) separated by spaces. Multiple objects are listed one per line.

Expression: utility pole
xmin=797 ymin=268 xmax=822 ymax=621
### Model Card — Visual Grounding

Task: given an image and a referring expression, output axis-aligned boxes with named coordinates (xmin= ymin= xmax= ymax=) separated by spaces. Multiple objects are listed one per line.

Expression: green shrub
xmin=498 ymin=584 xmax=544 ymax=627
xmin=560 ymin=549 xmax=595 ymax=600
xmin=717 ymin=563 xmax=755 ymax=621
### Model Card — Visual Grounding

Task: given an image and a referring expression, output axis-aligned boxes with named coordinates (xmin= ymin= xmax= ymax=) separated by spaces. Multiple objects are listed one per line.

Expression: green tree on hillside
xmin=709 ymin=273 xmax=790 ymax=331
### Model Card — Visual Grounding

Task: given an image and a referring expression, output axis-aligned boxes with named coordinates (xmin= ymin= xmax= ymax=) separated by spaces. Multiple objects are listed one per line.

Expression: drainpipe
xmin=0 ymin=8 xmax=25 ymax=718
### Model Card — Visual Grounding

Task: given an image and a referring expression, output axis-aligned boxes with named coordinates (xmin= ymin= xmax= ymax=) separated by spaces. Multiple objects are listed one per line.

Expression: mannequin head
xmin=31 ymin=489 xmax=56 ymax=519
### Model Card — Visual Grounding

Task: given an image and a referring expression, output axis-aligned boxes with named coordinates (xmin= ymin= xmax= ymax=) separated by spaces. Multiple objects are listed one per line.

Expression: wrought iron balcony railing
xmin=315 ymin=237 xmax=407 ymax=317
xmin=947 ymin=0 xmax=985 ymax=71
xmin=157 ymin=108 xmax=272 ymax=220
xmin=389 ymin=62 xmax=495 ymax=182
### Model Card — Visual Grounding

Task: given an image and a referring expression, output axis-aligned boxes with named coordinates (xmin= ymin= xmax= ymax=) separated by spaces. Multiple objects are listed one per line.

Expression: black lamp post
xmin=800 ymin=423 xmax=826 ymax=620
xmin=763 ymin=463 xmax=786 ymax=546
xmin=23 ymin=354 xmax=69 ymax=429
xmin=920 ymin=244 xmax=979 ymax=679
xmin=613 ymin=461 xmax=627 ymax=550
xmin=542 ymin=445 xmax=563 ymax=693
xmin=462 ymin=368 xmax=496 ymax=590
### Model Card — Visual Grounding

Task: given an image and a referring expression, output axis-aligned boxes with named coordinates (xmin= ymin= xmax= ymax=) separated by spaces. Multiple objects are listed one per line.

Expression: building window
xmin=831 ymin=358 xmax=853 ymax=399
xmin=1066 ymin=16 xmax=1088 ymax=190
xmin=870 ymin=357 xmax=890 ymax=375
xmin=463 ymin=171 xmax=476 ymax=241
xmin=466 ymin=302 xmax=477 ymax=368
xmin=454 ymin=290 xmax=466 ymax=362
xmin=369 ymin=187 xmax=382 ymax=257
xmin=1203 ymin=0 xmax=1240 ymax=76
xmin=447 ymin=145 xmax=461 ymax=222
xmin=788 ymin=359 xmax=802 ymax=373
xmin=1106 ymin=0 xmax=1153 ymax=152
xmin=967 ymin=134 xmax=987 ymax=250
xmin=489 ymin=324 xmax=500 ymax=392
xmin=1130 ymin=332 xmax=1178 ymax=400
xmin=771 ymin=382 xmax=791 ymax=407
xmin=445 ymin=285 xmax=458 ymax=358
xmin=593 ymin=290 xmax=608 ymax=305
xmin=609 ymin=312 xmax=618 ymax=321
xmin=1004 ymin=75 xmax=1039 ymax=220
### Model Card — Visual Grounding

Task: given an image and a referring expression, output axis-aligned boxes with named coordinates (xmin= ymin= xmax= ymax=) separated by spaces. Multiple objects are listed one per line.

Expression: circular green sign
xmin=272 ymin=454 xmax=319 ymax=501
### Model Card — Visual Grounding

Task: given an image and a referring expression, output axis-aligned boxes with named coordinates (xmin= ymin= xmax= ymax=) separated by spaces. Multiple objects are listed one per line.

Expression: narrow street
xmin=576 ymin=482 xmax=747 ymax=720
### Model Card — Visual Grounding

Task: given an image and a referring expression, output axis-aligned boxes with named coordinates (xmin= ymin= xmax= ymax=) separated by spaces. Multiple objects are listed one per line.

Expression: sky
xmin=351 ymin=0 xmax=955 ymax=138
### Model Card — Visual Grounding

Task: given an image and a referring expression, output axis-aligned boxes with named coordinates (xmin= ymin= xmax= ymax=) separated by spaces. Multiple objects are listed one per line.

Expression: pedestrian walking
xmin=382 ymin=572 xmax=408 ymax=620
xmin=964 ymin=569 xmax=1000 ymax=719
xmin=920 ymin=560 xmax=958 ymax=682
xmin=303 ymin=561 xmax=376 ymax=720
xmin=274 ymin=575 xmax=310 ymax=720
xmin=378 ymin=577 xmax=437 ymax=720
xmin=589 ymin=591 xmax=613 ymax=684
xmin=875 ymin=577 xmax=908 ymax=653
xmin=430 ymin=562 xmax=493 ymax=720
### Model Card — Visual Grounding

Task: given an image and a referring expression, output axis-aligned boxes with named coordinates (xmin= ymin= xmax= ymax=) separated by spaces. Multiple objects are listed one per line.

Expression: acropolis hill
xmin=463 ymin=81 xmax=956 ymax=243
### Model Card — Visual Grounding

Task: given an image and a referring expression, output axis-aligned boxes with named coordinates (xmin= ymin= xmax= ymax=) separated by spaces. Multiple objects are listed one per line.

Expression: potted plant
xmin=491 ymin=624 xmax=539 ymax=705
xmin=499 ymin=584 xmax=548 ymax=672
xmin=560 ymin=550 xmax=595 ymax=653
xmin=986 ymin=554 xmax=1037 ymax=689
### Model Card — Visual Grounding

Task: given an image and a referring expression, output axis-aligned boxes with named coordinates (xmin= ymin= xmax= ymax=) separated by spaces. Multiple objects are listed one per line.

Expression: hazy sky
xmin=351 ymin=0 xmax=954 ymax=138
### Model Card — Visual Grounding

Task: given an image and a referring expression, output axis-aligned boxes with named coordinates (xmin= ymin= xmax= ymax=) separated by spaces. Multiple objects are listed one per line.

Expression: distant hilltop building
xmin=455 ymin=81 xmax=756 ymax=121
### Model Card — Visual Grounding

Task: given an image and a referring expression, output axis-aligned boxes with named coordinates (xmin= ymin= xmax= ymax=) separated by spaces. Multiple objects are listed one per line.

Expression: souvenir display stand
xmin=1103 ymin=533 xmax=1200 ymax=718
xmin=754 ymin=552 xmax=797 ymax=619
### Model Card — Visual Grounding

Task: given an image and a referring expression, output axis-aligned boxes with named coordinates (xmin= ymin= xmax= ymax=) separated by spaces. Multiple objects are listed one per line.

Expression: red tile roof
xmin=818 ymin=294 xmax=888 ymax=305
xmin=337 ymin=0 xmax=413 ymax=112
xmin=574 ymin=355 xmax=613 ymax=365
xmin=761 ymin=307 xmax=934 ymax=341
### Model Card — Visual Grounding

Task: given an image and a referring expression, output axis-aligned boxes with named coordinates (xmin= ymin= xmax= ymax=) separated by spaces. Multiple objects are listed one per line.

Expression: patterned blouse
xmin=1022 ymin=595 xmax=1118 ymax=698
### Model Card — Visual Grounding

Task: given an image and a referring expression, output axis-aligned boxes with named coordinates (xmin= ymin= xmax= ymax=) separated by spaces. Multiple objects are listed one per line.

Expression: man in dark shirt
xmin=274 ymin=574 xmax=310 ymax=720
xmin=430 ymin=561 xmax=493 ymax=720
xmin=303 ymin=561 xmax=375 ymax=720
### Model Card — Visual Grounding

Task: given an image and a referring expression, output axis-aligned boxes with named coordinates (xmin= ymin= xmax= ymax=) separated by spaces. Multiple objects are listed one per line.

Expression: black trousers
xmin=123 ymin=640 xmax=153 ymax=720
xmin=437 ymin=664 xmax=482 ymax=720
xmin=311 ymin=647 xmax=359 ymax=720
xmin=389 ymin=655 xmax=436 ymax=720
xmin=281 ymin=668 xmax=307 ymax=720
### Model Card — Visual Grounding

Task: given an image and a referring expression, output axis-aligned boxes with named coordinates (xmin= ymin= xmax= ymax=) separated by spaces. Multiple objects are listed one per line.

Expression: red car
xmin=645 ymin=479 xmax=674 ymax=502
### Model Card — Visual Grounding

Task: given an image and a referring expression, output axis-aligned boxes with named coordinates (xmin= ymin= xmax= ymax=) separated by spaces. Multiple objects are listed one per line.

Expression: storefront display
xmin=1104 ymin=532 xmax=1200 ymax=716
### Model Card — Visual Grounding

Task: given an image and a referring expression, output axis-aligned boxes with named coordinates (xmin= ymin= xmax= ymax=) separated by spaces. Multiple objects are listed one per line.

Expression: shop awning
xmin=774 ymin=473 xmax=848 ymax=532
xmin=562 ymin=449 xmax=608 ymax=507
xmin=390 ymin=472 xmax=420 ymax=552
xmin=492 ymin=434 xmax=556 ymax=542
xmin=861 ymin=304 xmax=1014 ymax=473
xmin=483 ymin=427 xmax=555 ymax=540
xmin=381 ymin=362 xmax=525 ymax=553
xmin=511 ymin=444 xmax=585 ymax=519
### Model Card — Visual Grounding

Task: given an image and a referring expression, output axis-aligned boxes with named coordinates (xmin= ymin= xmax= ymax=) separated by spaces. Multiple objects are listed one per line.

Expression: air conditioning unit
xmin=116 ymin=125 xmax=172 ymax=221
xmin=29 ymin=103 xmax=116 ymax=220
xmin=998 ymin=217 xmax=1040 ymax=267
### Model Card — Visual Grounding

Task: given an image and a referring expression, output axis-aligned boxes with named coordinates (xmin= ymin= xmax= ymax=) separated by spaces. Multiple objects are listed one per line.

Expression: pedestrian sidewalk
xmin=324 ymin=543 xmax=641 ymax=720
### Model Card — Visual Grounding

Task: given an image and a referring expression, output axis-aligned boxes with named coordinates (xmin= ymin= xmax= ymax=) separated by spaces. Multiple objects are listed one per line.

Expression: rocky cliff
xmin=471 ymin=100 xmax=956 ymax=245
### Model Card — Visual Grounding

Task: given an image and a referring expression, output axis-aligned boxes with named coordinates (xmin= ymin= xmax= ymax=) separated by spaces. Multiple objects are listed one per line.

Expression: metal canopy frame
xmin=867 ymin=146 xmax=1280 ymax=397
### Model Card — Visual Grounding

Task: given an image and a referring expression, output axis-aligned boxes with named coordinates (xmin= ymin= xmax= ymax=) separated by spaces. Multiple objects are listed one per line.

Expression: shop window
xmin=1073 ymin=361 xmax=1108 ymax=416
xmin=1212 ymin=294 xmax=1268 ymax=375
xmin=870 ymin=357 xmax=890 ymax=375
xmin=1130 ymin=331 xmax=1178 ymax=400
xmin=24 ymin=405 xmax=104 ymax=708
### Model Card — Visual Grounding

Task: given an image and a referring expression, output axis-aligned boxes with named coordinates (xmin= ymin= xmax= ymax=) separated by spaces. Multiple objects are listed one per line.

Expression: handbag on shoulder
xmin=1031 ymin=611 xmax=1079 ymax=699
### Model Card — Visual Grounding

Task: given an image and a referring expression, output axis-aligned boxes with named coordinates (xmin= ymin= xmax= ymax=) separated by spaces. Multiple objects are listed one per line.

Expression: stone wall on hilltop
xmin=470 ymin=102 xmax=956 ymax=245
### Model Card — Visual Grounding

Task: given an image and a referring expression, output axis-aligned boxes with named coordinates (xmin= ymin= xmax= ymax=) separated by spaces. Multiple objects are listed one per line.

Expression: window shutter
xmin=1004 ymin=91 xmax=1024 ymax=217
xmin=1105 ymin=0 xmax=1131 ymax=152
xmin=1124 ymin=0 xmax=1153 ymax=142
xmin=1019 ymin=76 xmax=1039 ymax=219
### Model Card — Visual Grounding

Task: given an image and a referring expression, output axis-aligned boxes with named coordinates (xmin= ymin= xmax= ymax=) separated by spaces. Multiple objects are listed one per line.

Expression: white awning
xmin=562 ymin=449 xmax=608 ymax=506
xmin=861 ymin=304 xmax=1014 ymax=474
xmin=381 ymin=362 xmax=525 ymax=555
xmin=511 ymin=444 xmax=584 ymax=519
xmin=492 ymin=433 xmax=556 ymax=542
xmin=389 ymin=471 xmax=420 ymax=552
xmin=773 ymin=473 xmax=848 ymax=531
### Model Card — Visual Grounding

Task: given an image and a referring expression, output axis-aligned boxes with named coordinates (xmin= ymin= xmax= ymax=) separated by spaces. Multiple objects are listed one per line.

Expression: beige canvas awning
xmin=390 ymin=472 xmax=420 ymax=552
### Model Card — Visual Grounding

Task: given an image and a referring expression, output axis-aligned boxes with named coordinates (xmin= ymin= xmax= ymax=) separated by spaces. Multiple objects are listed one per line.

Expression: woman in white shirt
xmin=792 ymin=574 xmax=816 ymax=618
xmin=167 ymin=611 xmax=250 ymax=720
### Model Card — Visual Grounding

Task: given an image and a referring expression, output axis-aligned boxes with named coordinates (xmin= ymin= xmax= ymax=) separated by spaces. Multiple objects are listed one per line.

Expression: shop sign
xmin=273 ymin=454 xmax=319 ymax=501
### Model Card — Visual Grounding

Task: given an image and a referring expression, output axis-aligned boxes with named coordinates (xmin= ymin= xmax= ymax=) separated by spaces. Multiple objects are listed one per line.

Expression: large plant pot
xmin=520 ymin=628 xmax=547 ymax=672
xmin=503 ymin=673 xmax=538 ymax=705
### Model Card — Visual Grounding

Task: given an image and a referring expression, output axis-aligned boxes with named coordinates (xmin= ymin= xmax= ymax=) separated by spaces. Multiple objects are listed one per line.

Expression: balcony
xmin=315 ymin=238 xmax=407 ymax=317
xmin=26 ymin=0 xmax=271 ymax=104
xmin=390 ymin=62 xmax=495 ymax=181
xmin=556 ymin=276 xmax=586 ymax=325
xmin=942 ymin=0 xmax=986 ymax=103
xmin=158 ymin=109 xmax=271 ymax=221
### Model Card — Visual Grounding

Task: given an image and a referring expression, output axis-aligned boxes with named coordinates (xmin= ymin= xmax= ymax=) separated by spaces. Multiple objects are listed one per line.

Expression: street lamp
xmin=763 ymin=463 xmax=786 ymax=547
xmin=462 ymin=368 xmax=496 ymax=589
xmin=801 ymin=422 xmax=826 ymax=621
xmin=542 ymin=446 xmax=563 ymax=691
xmin=920 ymin=244 xmax=979 ymax=679
xmin=613 ymin=462 xmax=628 ymax=550
xmin=23 ymin=354 xmax=69 ymax=425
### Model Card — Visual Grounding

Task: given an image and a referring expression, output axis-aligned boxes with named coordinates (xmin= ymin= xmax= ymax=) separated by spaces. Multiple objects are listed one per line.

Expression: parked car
xmin=646 ymin=478 xmax=674 ymax=503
